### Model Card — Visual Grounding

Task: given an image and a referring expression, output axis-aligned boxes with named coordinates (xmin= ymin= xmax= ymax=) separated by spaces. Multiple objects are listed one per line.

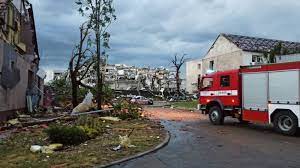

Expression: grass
xmin=0 ymin=119 xmax=165 ymax=168
xmin=171 ymin=100 xmax=198 ymax=109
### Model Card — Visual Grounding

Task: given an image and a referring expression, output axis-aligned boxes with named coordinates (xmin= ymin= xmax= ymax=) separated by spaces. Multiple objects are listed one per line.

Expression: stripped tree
xmin=76 ymin=0 xmax=116 ymax=109
xmin=69 ymin=21 xmax=94 ymax=107
xmin=171 ymin=53 xmax=187 ymax=95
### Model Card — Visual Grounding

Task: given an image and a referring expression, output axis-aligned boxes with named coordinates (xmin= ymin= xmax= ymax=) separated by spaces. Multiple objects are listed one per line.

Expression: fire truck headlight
xmin=232 ymin=99 xmax=235 ymax=103
xmin=206 ymin=99 xmax=210 ymax=103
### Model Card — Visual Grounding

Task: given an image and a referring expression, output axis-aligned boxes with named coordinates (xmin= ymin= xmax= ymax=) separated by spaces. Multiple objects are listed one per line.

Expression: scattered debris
xmin=197 ymin=136 xmax=204 ymax=139
xmin=30 ymin=144 xmax=63 ymax=154
xmin=7 ymin=119 xmax=21 ymax=126
xmin=112 ymin=145 xmax=122 ymax=151
xmin=30 ymin=145 xmax=42 ymax=153
xmin=41 ymin=146 xmax=54 ymax=154
xmin=72 ymin=92 xmax=94 ymax=113
xmin=100 ymin=117 xmax=121 ymax=122
xmin=119 ymin=135 xmax=132 ymax=148
xmin=217 ymin=130 xmax=227 ymax=135
xmin=48 ymin=144 xmax=63 ymax=151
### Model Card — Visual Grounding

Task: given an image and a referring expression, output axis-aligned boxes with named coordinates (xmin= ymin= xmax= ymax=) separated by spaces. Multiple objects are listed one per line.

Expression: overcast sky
xmin=30 ymin=0 xmax=300 ymax=73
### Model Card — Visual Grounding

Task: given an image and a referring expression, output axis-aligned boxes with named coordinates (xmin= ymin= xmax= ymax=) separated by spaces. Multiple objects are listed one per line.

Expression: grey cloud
xmin=29 ymin=0 xmax=300 ymax=72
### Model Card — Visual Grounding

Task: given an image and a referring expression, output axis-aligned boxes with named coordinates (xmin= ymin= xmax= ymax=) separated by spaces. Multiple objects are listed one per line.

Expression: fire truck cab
xmin=199 ymin=61 xmax=300 ymax=136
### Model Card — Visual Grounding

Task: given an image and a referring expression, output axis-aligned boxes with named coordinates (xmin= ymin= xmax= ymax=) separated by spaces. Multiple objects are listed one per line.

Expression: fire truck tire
xmin=208 ymin=106 xmax=224 ymax=125
xmin=273 ymin=111 xmax=298 ymax=136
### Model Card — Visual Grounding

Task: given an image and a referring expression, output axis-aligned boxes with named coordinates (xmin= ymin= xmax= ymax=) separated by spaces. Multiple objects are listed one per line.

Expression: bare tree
xmin=76 ymin=0 xmax=116 ymax=109
xmin=171 ymin=53 xmax=187 ymax=95
xmin=69 ymin=22 xmax=94 ymax=107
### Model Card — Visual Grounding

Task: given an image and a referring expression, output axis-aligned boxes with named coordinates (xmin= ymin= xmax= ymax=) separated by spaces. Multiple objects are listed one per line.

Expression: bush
xmin=75 ymin=116 xmax=105 ymax=138
xmin=77 ymin=126 xmax=99 ymax=139
xmin=45 ymin=125 xmax=89 ymax=145
xmin=113 ymin=100 xmax=142 ymax=120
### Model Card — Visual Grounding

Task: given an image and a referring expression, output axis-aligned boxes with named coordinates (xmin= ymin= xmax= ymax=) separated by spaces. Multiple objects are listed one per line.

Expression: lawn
xmin=171 ymin=100 xmax=198 ymax=110
xmin=0 ymin=118 xmax=165 ymax=168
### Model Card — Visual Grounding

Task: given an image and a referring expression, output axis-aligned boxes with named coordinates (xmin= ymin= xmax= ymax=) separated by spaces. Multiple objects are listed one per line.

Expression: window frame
xmin=220 ymin=75 xmax=230 ymax=87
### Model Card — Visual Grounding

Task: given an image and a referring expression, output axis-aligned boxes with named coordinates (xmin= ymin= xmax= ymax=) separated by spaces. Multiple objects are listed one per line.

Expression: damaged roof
xmin=222 ymin=33 xmax=300 ymax=53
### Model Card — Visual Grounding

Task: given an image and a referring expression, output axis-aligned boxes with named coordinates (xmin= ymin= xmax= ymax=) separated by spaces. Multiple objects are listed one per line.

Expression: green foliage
xmin=75 ymin=116 xmax=105 ymax=135
xmin=77 ymin=125 xmax=99 ymax=139
xmin=48 ymin=76 xmax=72 ymax=103
xmin=113 ymin=100 xmax=142 ymax=120
xmin=45 ymin=116 xmax=107 ymax=145
xmin=48 ymin=77 xmax=89 ymax=104
xmin=45 ymin=125 xmax=89 ymax=145
xmin=75 ymin=0 xmax=116 ymax=49
xmin=91 ymin=84 xmax=114 ymax=103
xmin=171 ymin=100 xmax=198 ymax=109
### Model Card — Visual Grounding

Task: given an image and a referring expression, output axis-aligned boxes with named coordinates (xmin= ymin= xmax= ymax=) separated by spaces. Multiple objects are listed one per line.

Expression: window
xmin=252 ymin=55 xmax=263 ymax=63
xmin=10 ymin=61 xmax=15 ymax=70
xmin=28 ymin=70 xmax=34 ymax=89
xmin=209 ymin=61 xmax=214 ymax=70
xmin=198 ymin=64 xmax=201 ymax=70
xmin=220 ymin=75 xmax=230 ymax=87
xmin=201 ymin=77 xmax=213 ymax=88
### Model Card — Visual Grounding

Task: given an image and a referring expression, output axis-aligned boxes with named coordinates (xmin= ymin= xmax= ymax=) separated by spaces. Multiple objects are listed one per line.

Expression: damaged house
xmin=0 ymin=0 xmax=44 ymax=121
xmin=186 ymin=33 xmax=300 ymax=94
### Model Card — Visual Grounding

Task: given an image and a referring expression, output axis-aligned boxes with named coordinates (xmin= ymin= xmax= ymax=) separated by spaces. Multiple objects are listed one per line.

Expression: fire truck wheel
xmin=273 ymin=111 xmax=298 ymax=136
xmin=208 ymin=106 xmax=224 ymax=125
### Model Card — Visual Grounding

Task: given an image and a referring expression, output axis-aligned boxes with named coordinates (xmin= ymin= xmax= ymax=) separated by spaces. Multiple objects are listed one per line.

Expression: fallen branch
xmin=71 ymin=108 xmax=114 ymax=116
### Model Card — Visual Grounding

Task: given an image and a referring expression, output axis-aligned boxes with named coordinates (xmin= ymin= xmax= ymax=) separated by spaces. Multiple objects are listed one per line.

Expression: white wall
xmin=276 ymin=54 xmax=300 ymax=63
xmin=242 ymin=51 xmax=265 ymax=65
xmin=202 ymin=35 xmax=243 ymax=74
xmin=205 ymin=35 xmax=241 ymax=58
xmin=186 ymin=59 xmax=202 ymax=94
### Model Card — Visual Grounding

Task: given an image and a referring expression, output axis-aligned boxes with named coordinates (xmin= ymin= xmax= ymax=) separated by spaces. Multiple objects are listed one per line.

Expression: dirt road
xmin=110 ymin=107 xmax=300 ymax=168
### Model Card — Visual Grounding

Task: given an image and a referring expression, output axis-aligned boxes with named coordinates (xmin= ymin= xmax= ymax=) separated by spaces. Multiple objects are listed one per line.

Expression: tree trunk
xmin=96 ymin=0 xmax=102 ymax=110
xmin=176 ymin=68 xmax=180 ymax=95
xmin=70 ymin=72 xmax=79 ymax=107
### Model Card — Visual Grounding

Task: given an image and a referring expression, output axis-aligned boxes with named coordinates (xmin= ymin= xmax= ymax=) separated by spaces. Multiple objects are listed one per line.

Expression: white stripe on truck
xmin=200 ymin=90 xmax=238 ymax=97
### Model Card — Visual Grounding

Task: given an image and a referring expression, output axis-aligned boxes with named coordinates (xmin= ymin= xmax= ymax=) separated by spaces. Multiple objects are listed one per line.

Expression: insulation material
xmin=72 ymin=92 xmax=94 ymax=113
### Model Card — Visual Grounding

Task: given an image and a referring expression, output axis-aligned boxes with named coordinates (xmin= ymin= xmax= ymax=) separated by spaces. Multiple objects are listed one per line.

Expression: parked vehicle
xmin=131 ymin=96 xmax=153 ymax=105
xmin=199 ymin=61 xmax=300 ymax=136
xmin=168 ymin=94 xmax=189 ymax=102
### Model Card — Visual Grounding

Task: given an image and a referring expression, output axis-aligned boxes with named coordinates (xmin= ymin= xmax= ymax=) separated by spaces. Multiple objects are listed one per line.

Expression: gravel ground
xmin=110 ymin=107 xmax=300 ymax=168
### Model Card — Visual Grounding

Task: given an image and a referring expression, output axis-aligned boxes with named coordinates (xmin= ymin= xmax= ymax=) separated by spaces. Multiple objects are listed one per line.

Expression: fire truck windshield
xmin=201 ymin=77 xmax=213 ymax=89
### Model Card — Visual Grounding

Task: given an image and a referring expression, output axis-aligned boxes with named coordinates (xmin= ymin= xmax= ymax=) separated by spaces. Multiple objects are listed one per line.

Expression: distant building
xmin=53 ymin=70 xmax=65 ymax=81
xmin=0 ymin=0 xmax=44 ymax=120
xmin=186 ymin=33 xmax=300 ymax=94
xmin=79 ymin=64 xmax=178 ymax=92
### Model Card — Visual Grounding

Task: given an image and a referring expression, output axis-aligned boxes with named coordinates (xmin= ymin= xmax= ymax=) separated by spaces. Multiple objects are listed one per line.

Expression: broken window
xmin=198 ymin=64 xmax=201 ymax=70
xmin=10 ymin=61 xmax=15 ymax=70
xmin=28 ymin=70 xmax=34 ymax=89
xmin=252 ymin=55 xmax=263 ymax=63
xmin=209 ymin=61 xmax=214 ymax=70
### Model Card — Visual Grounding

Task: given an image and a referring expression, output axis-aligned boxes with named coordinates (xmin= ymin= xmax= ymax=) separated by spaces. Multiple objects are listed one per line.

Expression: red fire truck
xmin=199 ymin=61 xmax=300 ymax=135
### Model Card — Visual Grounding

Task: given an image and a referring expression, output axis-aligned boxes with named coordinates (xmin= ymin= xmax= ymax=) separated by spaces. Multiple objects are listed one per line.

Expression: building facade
xmin=0 ymin=0 xmax=44 ymax=120
xmin=186 ymin=58 xmax=202 ymax=94
xmin=185 ymin=33 xmax=300 ymax=94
